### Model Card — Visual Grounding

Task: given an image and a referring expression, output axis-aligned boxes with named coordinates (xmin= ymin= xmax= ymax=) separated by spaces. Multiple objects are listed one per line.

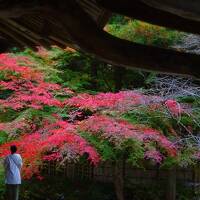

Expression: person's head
xmin=10 ymin=145 xmax=17 ymax=154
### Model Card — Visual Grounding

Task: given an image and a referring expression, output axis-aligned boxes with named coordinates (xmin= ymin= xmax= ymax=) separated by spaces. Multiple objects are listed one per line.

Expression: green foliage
xmin=144 ymin=73 xmax=157 ymax=86
xmin=21 ymin=108 xmax=56 ymax=121
xmin=161 ymin=145 xmax=197 ymax=169
xmin=13 ymin=46 xmax=155 ymax=93
xmin=178 ymin=96 xmax=199 ymax=104
xmin=0 ymin=165 xmax=5 ymax=200
xmin=122 ymin=106 xmax=176 ymax=137
xmin=122 ymin=139 xmax=144 ymax=166
xmin=0 ymin=69 xmax=20 ymax=82
xmin=107 ymin=18 xmax=183 ymax=47
xmin=59 ymin=68 xmax=94 ymax=92
xmin=161 ymin=156 xmax=178 ymax=169
xmin=179 ymin=114 xmax=200 ymax=133
xmin=0 ymin=109 xmax=19 ymax=123
xmin=0 ymin=107 xmax=60 ymax=139
xmin=177 ymin=147 xmax=197 ymax=168
xmin=15 ymin=48 xmax=63 ymax=83
xmin=54 ymin=50 xmax=116 ymax=92
xmin=80 ymin=132 xmax=145 ymax=166
xmin=0 ymin=131 xmax=8 ymax=145
xmin=108 ymin=15 xmax=129 ymax=25
xmin=0 ymin=90 xmax=13 ymax=100
xmin=80 ymin=132 xmax=117 ymax=161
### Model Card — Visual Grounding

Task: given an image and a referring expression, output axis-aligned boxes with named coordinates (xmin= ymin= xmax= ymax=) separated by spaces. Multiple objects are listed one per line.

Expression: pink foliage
xmin=65 ymin=91 xmax=159 ymax=112
xmin=144 ymin=150 xmax=163 ymax=164
xmin=0 ymin=54 xmax=43 ymax=81
xmin=165 ymin=99 xmax=182 ymax=116
xmin=0 ymin=53 xmax=188 ymax=180
xmin=79 ymin=115 xmax=177 ymax=157
xmin=0 ymin=120 xmax=100 ymax=179
xmin=0 ymin=118 xmax=31 ymax=136
xmin=0 ymin=54 xmax=72 ymax=110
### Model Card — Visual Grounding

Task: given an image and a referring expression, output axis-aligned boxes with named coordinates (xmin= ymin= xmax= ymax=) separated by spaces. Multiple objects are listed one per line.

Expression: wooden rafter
xmin=0 ymin=0 xmax=200 ymax=77
xmin=36 ymin=0 xmax=200 ymax=78
xmin=96 ymin=0 xmax=200 ymax=35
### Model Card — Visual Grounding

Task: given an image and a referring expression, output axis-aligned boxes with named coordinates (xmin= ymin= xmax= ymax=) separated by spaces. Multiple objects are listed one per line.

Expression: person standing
xmin=3 ymin=145 xmax=23 ymax=200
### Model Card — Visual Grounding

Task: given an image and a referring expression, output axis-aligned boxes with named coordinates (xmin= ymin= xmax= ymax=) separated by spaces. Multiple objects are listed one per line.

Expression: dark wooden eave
xmin=0 ymin=0 xmax=200 ymax=78
xmin=97 ymin=0 xmax=200 ymax=35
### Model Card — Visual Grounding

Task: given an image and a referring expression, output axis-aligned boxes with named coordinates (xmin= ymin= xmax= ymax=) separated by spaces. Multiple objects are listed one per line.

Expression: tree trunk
xmin=114 ymin=66 xmax=125 ymax=92
xmin=91 ymin=59 xmax=98 ymax=90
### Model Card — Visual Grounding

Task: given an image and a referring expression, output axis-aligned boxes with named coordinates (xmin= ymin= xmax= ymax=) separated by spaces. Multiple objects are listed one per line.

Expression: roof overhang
xmin=0 ymin=0 xmax=200 ymax=78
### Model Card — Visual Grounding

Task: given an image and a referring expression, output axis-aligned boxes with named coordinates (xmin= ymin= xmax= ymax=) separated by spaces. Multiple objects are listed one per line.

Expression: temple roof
xmin=0 ymin=0 xmax=200 ymax=78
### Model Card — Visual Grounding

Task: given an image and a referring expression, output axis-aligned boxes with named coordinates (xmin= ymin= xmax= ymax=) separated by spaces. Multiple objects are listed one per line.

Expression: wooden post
xmin=193 ymin=165 xmax=200 ymax=196
xmin=114 ymin=161 xmax=124 ymax=200
xmin=166 ymin=168 xmax=176 ymax=200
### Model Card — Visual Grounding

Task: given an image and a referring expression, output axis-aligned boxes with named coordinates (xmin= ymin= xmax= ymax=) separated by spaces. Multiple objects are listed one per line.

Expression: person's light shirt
xmin=3 ymin=153 xmax=23 ymax=184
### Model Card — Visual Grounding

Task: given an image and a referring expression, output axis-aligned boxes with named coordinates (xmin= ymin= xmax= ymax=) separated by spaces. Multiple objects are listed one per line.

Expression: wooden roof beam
xmin=96 ymin=0 xmax=200 ymax=35
xmin=47 ymin=0 xmax=200 ymax=78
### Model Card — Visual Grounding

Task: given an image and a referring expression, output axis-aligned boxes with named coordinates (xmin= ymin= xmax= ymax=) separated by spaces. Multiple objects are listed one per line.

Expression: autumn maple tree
xmin=0 ymin=53 xmax=199 ymax=180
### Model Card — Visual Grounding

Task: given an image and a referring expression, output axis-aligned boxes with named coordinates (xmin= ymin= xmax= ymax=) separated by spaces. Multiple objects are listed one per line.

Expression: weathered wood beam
xmin=1 ymin=0 xmax=200 ymax=77
xmin=32 ymin=0 xmax=200 ymax=78
xmin=0 ymin=21 xmax=33 ymax=47
xmin=13 ymin=14 xmax=72 ymax=48
xmin=142 ymin=0 xmax=200 ymax=22
xmin=0 ymin=0 xmax=63 ymax=18
xmin=0 ymin=0 xmax=110 ymax=28
xmin=96 ymin=0 xmax=200 ymax=35
xmin=2 ymin=19 xmax=41 ymax=45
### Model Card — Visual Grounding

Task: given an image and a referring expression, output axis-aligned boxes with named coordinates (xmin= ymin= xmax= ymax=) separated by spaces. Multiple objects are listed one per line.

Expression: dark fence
xmin=43 ymin=162 xmax=195 ymax=183
xmin=42 ymin=162 xmax=199 ymax=200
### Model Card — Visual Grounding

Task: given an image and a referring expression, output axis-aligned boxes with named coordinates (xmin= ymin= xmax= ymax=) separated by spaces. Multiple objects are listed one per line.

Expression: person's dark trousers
xmin=6 ymin=184 xmax=20 ymax=200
